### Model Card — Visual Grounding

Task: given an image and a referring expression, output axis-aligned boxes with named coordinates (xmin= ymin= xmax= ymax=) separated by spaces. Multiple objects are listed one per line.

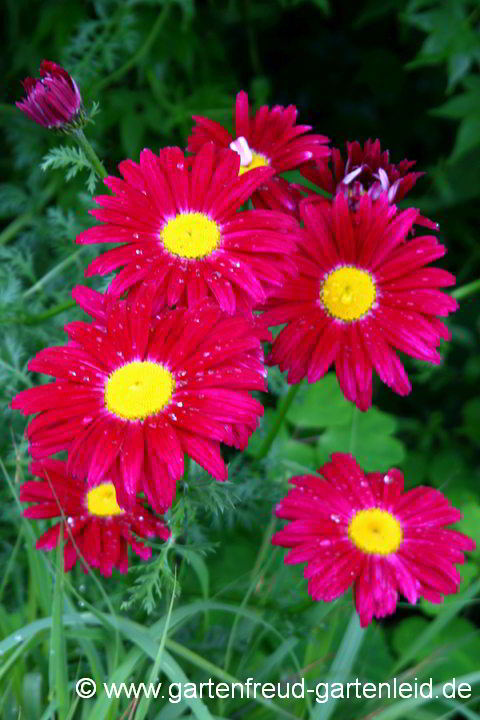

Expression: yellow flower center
xmin=86 ymin=482 xmax=123 ymax=517
xmin=161 ymin=212 xmax=220 ymax=259
xmin=321 ymin=266 xmax=376 ymax=322
xmin=238 ymin=151 xmax=270 ymax=176
xmin=348 ymin=508 xmax=403 ymax=555
xmin=105 ymin=361 xmax=175 ymax=420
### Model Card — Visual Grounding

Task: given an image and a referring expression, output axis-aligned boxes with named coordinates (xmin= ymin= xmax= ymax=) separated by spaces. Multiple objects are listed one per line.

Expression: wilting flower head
xmin=21 ymin=459 xmax=169 ymax=576
xmin=262 ymin=193 xmax=457 ymax=410
xmin=16 ymin=60 xmax=82 ymax=129
xmin=301 ymin=138 xmax=437 ymax=230
xmin=77 ymin=143 xmax=299 ymax=315
xmin=12 ymin=292 xmax=266 ymax=512
xmin=187 ymin=90 xmax=330 ymax=216
xmin=273 ymin=453 xmax=475 ymax=627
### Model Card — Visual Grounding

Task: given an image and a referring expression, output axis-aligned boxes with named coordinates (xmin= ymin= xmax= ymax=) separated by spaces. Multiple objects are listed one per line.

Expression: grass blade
xmin=49 ymin=530 xmax=69 ymax=720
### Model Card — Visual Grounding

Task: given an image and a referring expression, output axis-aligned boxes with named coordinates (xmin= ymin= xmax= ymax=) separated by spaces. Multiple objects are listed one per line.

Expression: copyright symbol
xmin=76 ymin=678 xmax=96 ymax=699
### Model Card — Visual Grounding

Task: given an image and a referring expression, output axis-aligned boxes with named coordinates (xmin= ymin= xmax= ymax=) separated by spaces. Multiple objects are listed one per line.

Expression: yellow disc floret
xmin=105 ymin=361 xmax=175 ymax=420
xmin=238 ymin=151 xmax=270 ymax=176
xmin=161 ymin=212 xmax=220 ymax=259
xmin=348 ymin=508 xmax=403 ymax=555
xmin=321 ymin=266 xmax=376 ymax=322
xmin=87 ymin=482 xmax=124 ymax=517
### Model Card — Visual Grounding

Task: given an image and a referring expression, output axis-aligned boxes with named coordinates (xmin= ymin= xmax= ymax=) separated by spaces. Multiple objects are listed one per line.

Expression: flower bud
xmin=16 ymin=60 xmax=83 ymax=129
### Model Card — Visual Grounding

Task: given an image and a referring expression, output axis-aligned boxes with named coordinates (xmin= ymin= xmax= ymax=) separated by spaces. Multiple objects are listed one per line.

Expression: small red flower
xmin=301 ymin=138 xmax=437 ymax=229
xmin=16 ymin=60 xmax=82 ymax=129
xmin=77 ymin=144 xmax=298 ymax=315
xmin=21 ymin=459 xmax=169 ymax=576
xmin=187 ymin=90 xmax=330 ymax=215
xmin=262 ymin=193 xmax=457 ymax=410
xmin=273 ymin=453 xmax=475 ymax=627
xmin=12 ymin=295 xmax=266 ymax=512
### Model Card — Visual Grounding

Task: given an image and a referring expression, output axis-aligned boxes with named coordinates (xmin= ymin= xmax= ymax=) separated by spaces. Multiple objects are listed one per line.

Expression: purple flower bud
xmin=16 ymin=60 xmax=82 ymax=129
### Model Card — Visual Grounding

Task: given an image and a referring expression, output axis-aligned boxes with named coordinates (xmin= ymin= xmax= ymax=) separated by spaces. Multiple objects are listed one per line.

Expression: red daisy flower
xmin=187 ymin=90 xmax=330 ymax=215
xmin=262 ymin=193 xmax=457 ymax=410
xmin=76 ymin=143 xmax=298 ymax=316
xmin=16 ymin=60 xmax=82 ymax=129
xmin=272 ymin=453 xmax=475 ymax=627
xmin=21 ymin=459 xmax=169 ymax=576
xmin=301 ymin=138 xmax=437 ymax=230
xmin=12 ymin=295 xmax=266 ymax=512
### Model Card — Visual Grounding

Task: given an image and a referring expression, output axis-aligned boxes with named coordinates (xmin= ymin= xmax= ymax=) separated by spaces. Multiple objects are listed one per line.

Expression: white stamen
xmin=388 ymin=179 xmax=401 ymax=203
xmin=342 ymin=165 xmax=364 ymax=185
xmin=377 ymin=167 xmax=390 ymax=192
xmin=229 ymin=136 xmax=253 ymax=166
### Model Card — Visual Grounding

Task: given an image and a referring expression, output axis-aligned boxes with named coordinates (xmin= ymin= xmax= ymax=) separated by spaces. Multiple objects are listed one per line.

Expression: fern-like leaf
xmin=40 ymin=146 xmax=97 ymax=193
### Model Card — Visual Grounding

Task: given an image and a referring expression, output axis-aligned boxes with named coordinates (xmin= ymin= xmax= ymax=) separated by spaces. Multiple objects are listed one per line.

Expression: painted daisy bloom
xmin=21 ymin=459 xmax=169 ymax=576
xmin=16 ymin=60 xmax=83 ymax=129
xmin=273 ymin=454 xmax=475 ymax=627
xmin=301 ymin=138 xmax=437 ymax=230
xmin=262 ymin=193 xmax=457 ymax=410
xmin=77 ymin=143 xmax=299 ymax=316
xmin=187 ymin=90 xmax=330 ymax=215
xmin=12 ymin=295 xmax=266 ymax=512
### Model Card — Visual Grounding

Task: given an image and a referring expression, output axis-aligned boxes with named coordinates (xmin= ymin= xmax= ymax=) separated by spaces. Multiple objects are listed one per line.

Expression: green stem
xmin=0 ymin=211 xmax=33 ymax=247
xmin=311 ymin=610 xmax=364 ymax=720
xmin=349 ymin=405 xmax=359 ymax=455
xmin=165 ymin=638 xmax=297 ymax=720
xmin=23 ymin=248 xmax=85 ymax=299
xmin=0 ymin=181 xmax=57 ymax=247
xmin=182 ymin=454 xmax=190 ymax=484
xmin=21 ymin=299 xmax=77 ymax=326
xmin=254 ymin=382 xmax=302 ymax=460
xmin=0 ymin=528 xmax=23 ymax=602
xmin=73 ymin=129 xmax=108 ymax=180
xmin=222 ymin=516 xmax=276 ymax=676
xmin=451 ymin=278 xmax=480 ymax=300
xmin=91 ymin=3 xmax=171 ymax=95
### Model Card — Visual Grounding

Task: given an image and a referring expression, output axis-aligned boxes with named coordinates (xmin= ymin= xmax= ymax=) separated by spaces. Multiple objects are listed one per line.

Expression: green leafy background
xmin=1 ymin=0 xmax=480 ymax=718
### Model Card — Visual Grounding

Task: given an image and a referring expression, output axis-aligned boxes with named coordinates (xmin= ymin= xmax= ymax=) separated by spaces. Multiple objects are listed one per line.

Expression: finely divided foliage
xmin=4 ymin=11 xmax=479 ymax=715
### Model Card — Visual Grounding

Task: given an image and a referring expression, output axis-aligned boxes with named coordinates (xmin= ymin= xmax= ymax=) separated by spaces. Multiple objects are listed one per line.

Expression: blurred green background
xmin=1 ymin=1 xmax=480 ymax=719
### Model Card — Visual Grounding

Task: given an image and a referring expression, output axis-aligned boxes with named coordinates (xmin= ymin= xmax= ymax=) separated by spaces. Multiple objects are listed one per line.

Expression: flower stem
xmin=0 ymin=181 xmax=57 ymax=247
xmin=451 ymin=278 xmax=480 ymax=300
xmin=91 ymin=3 xmax=171 ymax=95
xmin=23 ymin=248 xmax=85 ymax=299
xmin=254 ymin=381 xmax=302 ymax=461
xmin=183 ymin=454 xmax=190 ymax=484
xmin=349 ymin=405 xmax=359 ymax=455
xmin=21 ymin=299 xmax=77 ymax=326
xmin=73 ymin=128 xmax=108 ymax=180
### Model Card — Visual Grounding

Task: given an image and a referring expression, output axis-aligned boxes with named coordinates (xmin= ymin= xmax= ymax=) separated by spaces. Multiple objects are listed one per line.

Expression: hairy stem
xmin=73 ymin=129 xmax=108 ymax=180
